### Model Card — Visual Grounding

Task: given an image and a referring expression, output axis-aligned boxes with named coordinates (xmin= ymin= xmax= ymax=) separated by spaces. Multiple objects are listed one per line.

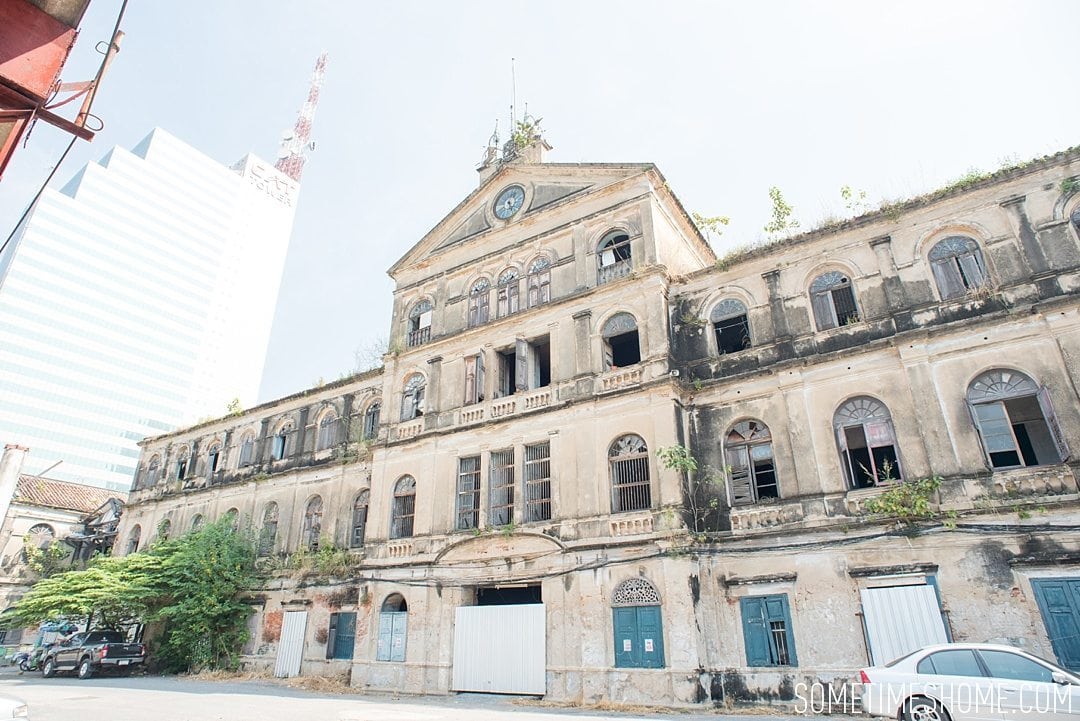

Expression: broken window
xmin=302 ymin=495 xmax=323 ymax=552
xmin=610 ymin=434 xmax=651 ymax=513
xmin=710 ymin=298 xmax=751 ymax=354
xmin=125 ymin=524 xmax=141 ymax=555
xmin=810 ymin=271 xmax=860 ymax=330
xmin=362 ymin=401 xmax=381 ymax=440
xmin=272 ymin=420 xmax=294 ymax=461
xmin=377 ymin=594 xmax=408 ymax=662
xmin=929 ymin=236 xmax=988 ymax=300
xmin=174 ymin=449 xmax=189 ymax=480
xmin=464 ymin=352 xmax=486 ymax=405
xmin=456 ymin=457 xmax=481 ymax=530
xmin=496 ymin=268 xmax=520 ymax=317
xmin=407 ymin=299 xmax=432 ymax=347
xmin=497 ymin=337 xmax=550 ymax=396
xmin=258 ymin=502 xmax=278 ymax=556
xmin=524 ymin=441 xmax=552 ymax=522
xmin=834 ymin=396 xmax=902 ymax=488
xmin=316 ymin=412 xmax=340 ymax=451
xmin=741 ymin=595 xmax=797 ymax=667
xmin=391 ymin=476 xmax=416 ymax=539
xmin=238 ymin=434 xmax=255 ymax=467
xmin=725 ymin=420 xmax=779 ymax=505
xmin=190 ymin=514 xmax=204 ymax=531
xmin=467 ymin=278 xmax=491 ymax=327
xmin=142 ymin=456 xmax=161 ymax=488
xmin=207 ymin=444 xmax=221 ymax=474
xmin=611 ymin=577 xmax=665 ymax=668
xmin=400 ymin=373 xmax=425 ymax=421
xmin=602 ymin=313 xmax=641 ymax=369
xmin=597 ymin=230 xmax=633 ymax=284
xmin=967 ymin=369 xmax=1069 ymax=469
xmin=351 ymin=490 xmax=369 ymax=548
xmin=489 ymin=449 xmax=515 ymax=526
xmin=527 ymin=256 xmax=551 ymax=307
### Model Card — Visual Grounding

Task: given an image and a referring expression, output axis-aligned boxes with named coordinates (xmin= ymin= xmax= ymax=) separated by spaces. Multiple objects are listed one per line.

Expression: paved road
xmin=0 ymin=671 xmax=839 ymax=721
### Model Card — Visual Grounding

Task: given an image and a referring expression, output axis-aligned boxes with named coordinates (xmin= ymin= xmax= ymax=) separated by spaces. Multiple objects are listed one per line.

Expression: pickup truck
xmin=41 ymin=630 xmax=146 ymax=679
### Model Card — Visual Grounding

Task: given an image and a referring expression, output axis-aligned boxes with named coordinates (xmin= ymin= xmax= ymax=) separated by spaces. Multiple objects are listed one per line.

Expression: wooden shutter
xmin=390 ymin=612 xmax=407 ymax=662
xmin=612 ymin=607 xmax=638 ymax=668
xmin=326 ymin=613 xmax=338 ymax=660
xmin=966 ymin=400 xmax=994 ymax=468
xmin=763 ymin=595 xmax=797 ymax=666
xmin=1037 ymin=386 xmax=1071 ymax=461
xmin=636 ymin=606 xmax=665 ymax=668
xmin=1031 ymin=580 xmax=1080 ymax=670
xmin=958 ymin=253 xmax=986 ymax=288
xmin=931 ymin=258 xmax=966 ymax=299
xmin=740 ymin=597 xmax=771 ymax=666
xmin=515 ymin=338 xmax=529 ymax=392
xmin=726 ymin=446 xmax=754 ymax=505
xmin=464 ymin=355 xmax=477 ymax=405
xmin=476 ymin=351 xmax=485 ymax=402
xmin=810 ymin=291 xmax=834 ymax=330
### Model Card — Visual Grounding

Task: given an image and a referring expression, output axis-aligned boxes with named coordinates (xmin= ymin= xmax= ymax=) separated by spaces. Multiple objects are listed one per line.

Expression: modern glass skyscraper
xmin=0 ymin=128 xmax=299 ymax=490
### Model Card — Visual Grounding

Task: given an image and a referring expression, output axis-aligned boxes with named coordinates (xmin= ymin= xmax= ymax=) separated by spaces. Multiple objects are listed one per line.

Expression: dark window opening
xmin=176 ymin=457 xmax=188 ymax=479
xmin=351 ymin=491 xmax=369 ymax=547
xmin=498 ymin=349 xmax=518 ymax=397
xmin=835 ymin=397 xmax=901 ymax=489
xmin=597 ymin=231 xmax=633 ymax=284
xmin=715 ymin=314 xmax=751 ymax=354
xmin=607 ymin=331 xmax=640 ymax=368
xmin=843 ymin=426 xmax=900 ymax=488
xmin=975 ymin=396 xmax=1060 ymax=469
xmin=533 ymin=338 xmax=551 ymax=388
xmin=362 ymin=402 xmax=381 ymax=440
xmin=726 ymin=421 xmax=778 ymax=505
xmin=477 ymin=584 xmax=542 ymax=605
xmin=208 ymin=446 xmax=220 ymax=473
xmin=811 ymin=272 xmax=860 ymax=330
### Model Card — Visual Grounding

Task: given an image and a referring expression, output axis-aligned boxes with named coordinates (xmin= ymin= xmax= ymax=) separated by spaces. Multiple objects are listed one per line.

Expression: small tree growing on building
xmin=658 ymin=445 xmax=725 ymax=538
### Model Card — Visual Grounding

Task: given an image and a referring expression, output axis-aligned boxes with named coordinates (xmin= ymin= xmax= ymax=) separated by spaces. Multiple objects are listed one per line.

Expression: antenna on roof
xmin=510 ymin=57 xmax=517 ymax=127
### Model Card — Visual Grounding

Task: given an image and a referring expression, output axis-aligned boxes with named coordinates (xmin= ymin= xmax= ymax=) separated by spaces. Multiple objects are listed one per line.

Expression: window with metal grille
xmin=362 ymin=401 xmax=381 ymax=440
xmin=810 ymin=271 xmax=860 ymax=330
xmin=524 ymin=442 xmax=551 ymax=522
xmin=303 ymin=496 xmax=323 ymax=551
xmin=929 ymin=236 xmax=989 ymax=299
xmin=725 ymin=420 xmax=779 ymax=505
xmin=834 ymin=397 xmax=901 ymax=488
xmin=489 ymin=449 xmax=515 ymax=526
xmin=456 ymin=457 xmax=481 ymax=530
xmin=391 ymin=476 xmax=416 ymax=539
xmin=258 ymin=502 xmax=278 ymax=556
xmin=496 ymin=268 xmax=520 ymax=317
xmin=609 ymin=434 xmax=651 ymax=513
xmin=967 ymin=369 xmax=1068 ymax=469
xmin=710 ymin=298 xmax=751 ymax=354
xmin=351 ymin=490 xmax=369 ymax=547
xmin=316 ymin=414 xmax=339 ymax=451
xmin=527 ymin=256 xmax=551 ymax=307
xmin=740 ymin=594 xmax=797 ymax=667
xmin=327 ymin=611 xmax=356 ymax=661
xmin=467 ymin=278 xmax=491 ymax=327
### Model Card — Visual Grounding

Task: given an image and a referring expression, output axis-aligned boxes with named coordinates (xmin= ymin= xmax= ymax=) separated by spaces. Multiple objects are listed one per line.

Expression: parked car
xmin=0 ymin=694 xmax=27 ymax=718
xmin=861 ymin=642 xmax=1080 ymax=720
xmin=41 ymin=630 xmax=145 ymax=680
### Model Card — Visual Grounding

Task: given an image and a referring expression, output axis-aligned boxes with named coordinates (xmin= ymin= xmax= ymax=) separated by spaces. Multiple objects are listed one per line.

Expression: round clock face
xmin=493 ymin=185 xmax=525 ymax=219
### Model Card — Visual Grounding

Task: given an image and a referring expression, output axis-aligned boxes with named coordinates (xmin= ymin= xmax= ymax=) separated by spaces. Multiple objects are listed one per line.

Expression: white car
xmin=0 ymin=695 xmax=27 ymax=719
xmin=860 ymin=642 xmax=1080 ymax=720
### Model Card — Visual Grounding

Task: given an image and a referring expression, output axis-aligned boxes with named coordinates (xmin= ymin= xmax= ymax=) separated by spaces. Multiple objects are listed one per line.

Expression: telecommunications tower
xmin=275 ymin=52 xmax=328 ymax=181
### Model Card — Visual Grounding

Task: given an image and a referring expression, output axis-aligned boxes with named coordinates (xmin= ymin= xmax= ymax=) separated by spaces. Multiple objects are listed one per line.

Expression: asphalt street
xmin=0 ymin=670 xmax=843 ymax=721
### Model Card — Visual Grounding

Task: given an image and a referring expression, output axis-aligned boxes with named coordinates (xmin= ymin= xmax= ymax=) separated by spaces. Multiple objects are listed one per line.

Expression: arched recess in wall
xmin=611 ymin=576 xmax=665 ymax=668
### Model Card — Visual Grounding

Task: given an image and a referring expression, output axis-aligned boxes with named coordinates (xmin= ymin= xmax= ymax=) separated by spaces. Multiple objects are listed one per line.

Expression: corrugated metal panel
xmin=451 ymin=604 xmax=545 ymax=695
xmin=273 ymin=610 xmax=308 ymax=678
xmin=861 ymin=585 xmax=948 ymax=665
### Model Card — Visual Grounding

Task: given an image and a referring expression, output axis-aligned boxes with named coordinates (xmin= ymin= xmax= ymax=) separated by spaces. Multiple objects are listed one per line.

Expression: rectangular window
xmin=489 ymin=449 xmax=515 ymax=526
xmin=457 ymin=456 xmax=481 ymax=530
xmin=464 ymin=352 xmax=485 ymax=405
xmin=530 ymin=337 xmax=551 ymax=388
xmin=326 ymin=611 xmax=357 ymax=660
xmin=498 ymin=348 xmax=518 ymax=397
xmin=831 ymin=286 xmax=859 ymax=326
xmin=239 ymin=438 xmax=254 ymax=466
xmin=524 ymin=442 xmax=551 ymax=522
xmin=740 ymin=594 xmax=797 ymax=667
xmin=714 ymin=314 xmax=751 ymax=354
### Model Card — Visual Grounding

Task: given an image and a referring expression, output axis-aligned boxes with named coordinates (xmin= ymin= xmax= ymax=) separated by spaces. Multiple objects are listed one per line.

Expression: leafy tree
xmin=23 ymin=540 xmax=72 ymax=579
xmin=840 ymin=185 xmax=871 ymax=215
xmin=763 ymin=186 xmax=800 ymax=239
xmin=691 ymin=212 xmax=731 ymax=245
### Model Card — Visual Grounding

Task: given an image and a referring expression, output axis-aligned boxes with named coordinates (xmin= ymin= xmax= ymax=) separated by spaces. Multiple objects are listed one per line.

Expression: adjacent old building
xmin=116 ymin=131 xmax=1080 ymax=707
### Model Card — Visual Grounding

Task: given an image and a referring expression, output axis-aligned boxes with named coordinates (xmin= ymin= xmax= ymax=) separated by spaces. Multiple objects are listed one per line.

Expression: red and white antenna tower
xmin=274 ymin=52 xmax=328 ymax=182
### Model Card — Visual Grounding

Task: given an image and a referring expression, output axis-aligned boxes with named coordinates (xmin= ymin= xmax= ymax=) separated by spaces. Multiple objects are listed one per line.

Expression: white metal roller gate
xmin=451 ymin=604 xmax=546 ymax=695
xmin=273 ymin=610 xmax=308 ymax=678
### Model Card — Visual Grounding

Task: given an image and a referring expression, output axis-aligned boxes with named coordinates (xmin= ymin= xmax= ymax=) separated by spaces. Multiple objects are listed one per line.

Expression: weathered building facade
xmin=117 ymin=136 xmax=1080 ymax=707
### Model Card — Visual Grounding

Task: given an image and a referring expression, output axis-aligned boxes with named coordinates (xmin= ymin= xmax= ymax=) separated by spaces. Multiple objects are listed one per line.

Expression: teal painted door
xmin=612 ymin=606 xmax=665 ymax=668
xmin=1032 ymin=578 xmax=1080 ymax=670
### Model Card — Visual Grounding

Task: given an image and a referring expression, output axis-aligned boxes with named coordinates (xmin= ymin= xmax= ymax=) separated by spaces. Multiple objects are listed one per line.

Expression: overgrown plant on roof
xmin=691 ymin=211 xmax=730 ymax=245
xmin=862 ymin=475 xmax=943 ymax=525
xmin=763 ymin=186 xmax=799 ymax=239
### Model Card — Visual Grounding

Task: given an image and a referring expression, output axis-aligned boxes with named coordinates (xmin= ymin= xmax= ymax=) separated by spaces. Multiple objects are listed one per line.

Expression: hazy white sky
xmin=3 ymin=1 xmax=1078 ymax=403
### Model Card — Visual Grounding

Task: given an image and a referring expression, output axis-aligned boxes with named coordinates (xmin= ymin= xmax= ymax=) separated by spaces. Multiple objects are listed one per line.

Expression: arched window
xmin=725 ymin=420 xmax=778 ymax=505
xmin=467 ymin=278 xmax=491 ymax=327
xmin=527 ymin=256 xmax=551 ymax=308
xmin=271 ymin=421 xmax=294 ymax=461
xmin=611 ymin=577 xmax=665 ymax=668
xmin=190 ymin=514 xmax=204 ymax=531
xmin=377 ymin=594 xmax=408 ymax=662
xmin=24 ymin=523 xmax=54 ymax=550
xmin=362 ymin=401 xmax=381 ymax=440
xmin=391 ymin=476 xmax=416 ymax=539
xmin=602 ymin=313 xmax=641 ymax=369
xmin=710 ymin=299 xmax=751 ymax=354
xmin=834 ymin=397 xmax=901 ymax=488
xmin=929 ymin=236 xmax=988 ymax=299
xmin=142 ymin=456 xmax=161 ymax=488
xmin=316 ymin=412 xmax=339 ymax=451
xmin=609 ymin=434 xmax=651 ymax=512
xmin=407 ymin=299 xmax=433 ymax=347
xmin=810 ymin=271 xmax=860 ymax=330
xmin=351 ymin=490 xmax=369 ymax=548
xmin=496 ymin=268 xmax=520 ymax=318
xmin=258 ymin=502 xmax=278 ymax=557
xmin=207 ymin=443 xmax=222 ymax=474
xmin=223 ymin=508 xmax=239 ymax=531
xmin=238 ymin=432 xmax=256 ymax=467
xmin=967 ymin=369 xmax=1069 ymax=469
xmin=597 ymin=230 xmax=632 ymax=284
xmin=174 ymin=447 xmax=190 ymax=480
xmin=157 ymin=518 xmax=171 ymax=542
xmin=125 ymin=525 xmax=141 ymax=555
xmin=400 ymin=374 xmax=425 ymax=421
xmin=302 ymin=496 xmax=323 ymax=552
